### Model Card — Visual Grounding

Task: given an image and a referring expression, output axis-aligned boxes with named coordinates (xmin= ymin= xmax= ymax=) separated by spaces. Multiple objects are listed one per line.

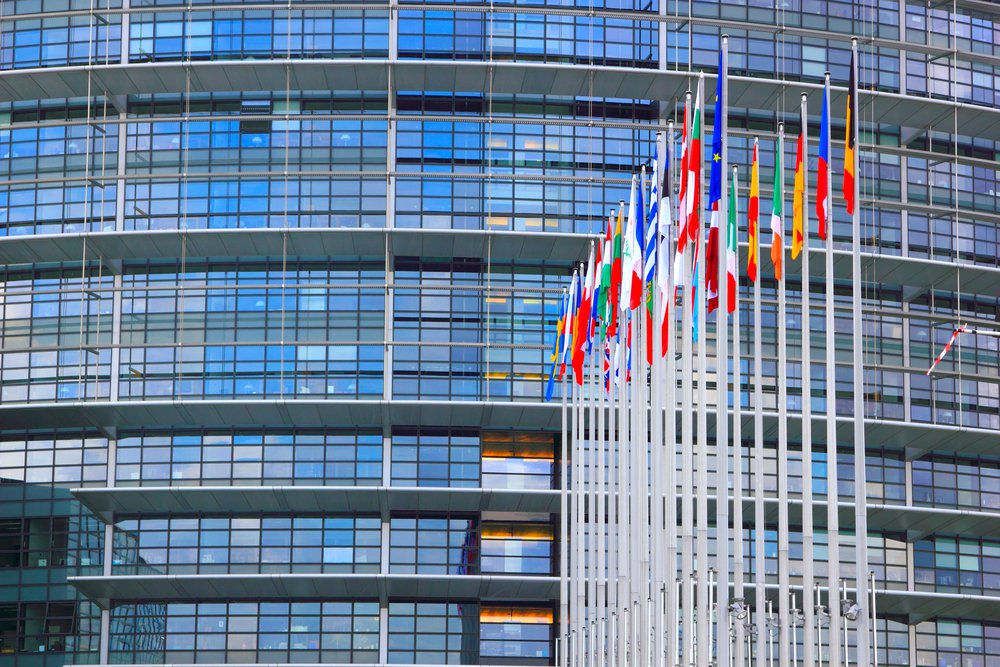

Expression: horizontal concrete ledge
xmin=72 ymin=485 xmax=561 ymax=522
xmin=0 ymin=400 xmax=994 ymax=460
xmin=736 ymin=498 xmax=1000 ymax=542
xmin=0 ymin=60 xmax=996 ymax=139
xmin=0 ymin=228 xmax=595 ymax=266
xmin=73 ymin=485 xmax=999 ymax=542
xmin=745 ymin=584 xmax=1000 ymax=624
xmin=0 ymin=228 xmax=996 ymax=299
xmin=69 ymin=573 xmax=560 ymax=609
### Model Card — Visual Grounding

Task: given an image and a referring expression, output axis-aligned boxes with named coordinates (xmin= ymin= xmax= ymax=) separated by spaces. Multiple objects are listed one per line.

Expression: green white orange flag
xmin=771 ymin=132 xmax=784 ymax=281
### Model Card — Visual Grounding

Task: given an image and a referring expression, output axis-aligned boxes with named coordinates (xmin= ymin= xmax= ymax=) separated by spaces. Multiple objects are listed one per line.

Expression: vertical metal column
xmin=776 ymin=121 xmax=790 ymax=667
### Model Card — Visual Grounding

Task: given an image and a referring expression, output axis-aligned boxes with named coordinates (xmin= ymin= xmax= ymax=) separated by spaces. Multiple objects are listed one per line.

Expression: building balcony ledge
xmin=68 ymin=572 xmax=560 ymax=609
xmin=71 ymin=485 xmax=561 ymax=523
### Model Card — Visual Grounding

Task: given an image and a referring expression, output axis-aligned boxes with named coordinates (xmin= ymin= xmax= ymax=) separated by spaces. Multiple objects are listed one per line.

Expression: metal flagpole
xmin=561 ymin=286 xmax=570 ymax=667
xmin=799 ymin=91 xmax=816 ymax=667
xmin=695 ymin=70 xmax=709 ymax=667
xmin=850 ymin=37 xmax=873 ymax=667
xmin=575 ymin=264 xmax=586 ymax=667
xmin=636 ymin=169 xmax=651 ymax=667
xmin=776 ymin=121 xmax=791 ymax=667
xmin=597 ymin=295 xmax=607 ymax=667
xmin=751 ymin=135 xmax=766 ymax=667
xmin=716 ymin=37 xmax=731 ymax=667
xmin=663 ymin=123 xmax=679 ymax=667
xmin=650 ymin=137 xmax=665 ymax=667
xmin=616 ymin=296 xmax=629 ymax=667
xmin=679 ymin=91 xmax=696 ymax=667
xmin=822 ymin=71 xmax=842 ymax=667
xmin=606 ymin=210 xmax=619 ymax=667
xmin=730 ymin=164 xmax=746 ymax=667
xmin=589 ymin=312 xmax=599 ymax=667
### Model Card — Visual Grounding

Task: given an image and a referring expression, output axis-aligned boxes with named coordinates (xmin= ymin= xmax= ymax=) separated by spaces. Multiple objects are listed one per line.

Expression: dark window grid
xmin=0 ymin=513 xmax=104 ymax=572
xmin=914 ymin=535 xmax=1000 ymax=596
xmin=387 ymin=601 xmax=480 ymax=665
xmin=480 ymin=431 xmax=556 ymax=491
xmin=389 ymin=515 xmax=479 ymax=575
xmin=1 ymin=18 xmax=121 ymax=70
xmin=914 ymin=618 xmax=1000 ymax=664
xmin=397 ymin=12 xmax=657 ymax=68
xmin=124 ymin=118 xmax=387 ymax=172
xmin=127 ymin=10 xmax=389 ymax=63
xmin=480 ymin=616 xmax=553 ymax=663
xmin=0 ymin=123 xmax=120 ymax=179
xmin=0 ymin=433 xmax=110 ymax=488
xmin=912 ymin=454 xmax=1000 ymax=512
xmin=479 ymin=522 xmax=554 ymax=576
xmin=115 ymin=342 xmax=384 ymax=401
xmin=5 ymin=0 xmax=122 ymax=17
xmin=0 ymin=183 xmax=118 ymax=234
xmin=391 ymin=429 xmax=481 ymax=488
xmin=124 ymin=177 xmax=387 ymax=231
xmin=676 ymin=0 xmax=900 ymax=39
xmin=110 ymin=600 xmax=379 ymax=665
xmin=0 ymin=600 xmax=100 ymax=656
xmin=113 ymin=428 xmax=383 ymax=487
xmin=112 ymin=514 xmax=381 ymax=575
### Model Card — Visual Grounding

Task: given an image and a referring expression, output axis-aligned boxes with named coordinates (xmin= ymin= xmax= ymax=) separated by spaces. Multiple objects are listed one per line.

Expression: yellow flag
xmin=792 ymin=130 xmax=805 ymax=260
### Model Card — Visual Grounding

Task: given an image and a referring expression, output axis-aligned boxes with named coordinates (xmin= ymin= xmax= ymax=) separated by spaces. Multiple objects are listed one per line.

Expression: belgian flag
xmin=843 ymin=49 xmax=857 ymax=216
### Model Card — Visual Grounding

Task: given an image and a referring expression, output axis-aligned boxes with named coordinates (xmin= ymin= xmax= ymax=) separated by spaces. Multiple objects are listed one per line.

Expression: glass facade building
xmin=1 ymin=1 xmax=999 ymax=666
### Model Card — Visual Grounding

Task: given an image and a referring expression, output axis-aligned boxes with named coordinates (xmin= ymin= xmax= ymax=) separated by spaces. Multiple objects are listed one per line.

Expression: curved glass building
xmin=1 ymin=1 xmax=1000 ymax=666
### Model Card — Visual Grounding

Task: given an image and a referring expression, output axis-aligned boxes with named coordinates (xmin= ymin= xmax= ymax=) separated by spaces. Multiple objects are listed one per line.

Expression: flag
xmin=603 ymin=339 xmax=611 ymax=392
xmin=843 ymin=49 xmax=857 ymax=216
xmin=572 ymin=249 xmax=595 ymax=384
xmin=630 ymin=172 xmax=646 ymax=310
xmin=645 ymin=157 xmax=659 ymax=364
xmin=771 ymin=132 xmax=784 ymax=281
xmin=791 ymin=128 xmax=805 ymax=260
xmin=726 ymin=167 xmax=738 ymax=313
xmin=706 ymin=51 xmax=724 ymax=314
xmin=748 ymin=138 xmax=759 ymax=283
xmin=609 ymin=205 xmax=624 ymax=336
xmin=560 ymin=271 xmax=578 ymax=377
xmin=674 ymin=97 xmax=690 ymax=293
xmin=621 ymin=175 xmax=641 ymax=312
xmin=675 ymin=82 xmax=703 ymax=292
xmin=544 ymin=292 xmax=567 ymax=401
xmin=598 ymin=213 xmax=613 ymax=338
xmin=817 ymin=79 xmax=830 ymax=240
xmin=590 ymin=235 xmax=603 ymax=346
xmin=656 ymin=142 xmax=672 ymax=356
xmin=645 ymin=159 xmax=659 ymax=286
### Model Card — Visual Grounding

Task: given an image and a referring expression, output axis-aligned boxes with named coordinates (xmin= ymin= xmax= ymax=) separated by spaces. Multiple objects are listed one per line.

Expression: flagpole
xmin=561 ymin=285 xmax=570 ymax=667
xmin=695 ymin=70 xmax=710 ymax=667
xmin=716 ymin=37 xmax=731 ymax=667
xmin=597 ymin=304 xmax=607 ymax=667
xmin=605 ymin=209 xmax=618 ymax=667
xmin=574 ymin=267 xmax=586 ymax=667
xmin=650 ymin=137 xmax=665 ymax=667
xmin=679 ymin=91 xmax=696 ymax=667
xmin=589 ymin=297 xmax=599 ymax=667
xmin=616 ymin=309 xmax=629 ymax=667
xmin=663 ymin=122 xmax=679 ymax=667
xmin=730 ymin=164 xmax=745 ymax=667
xmin=752 ymin=140 xmax=766 ymax=667
xmin=775 ymin=120 xmax=792 ymax=667
xmin=587 ymin=251 xmax=599 ymax=667
xmin=823 ymin=70 xmax=843 ymax=667
xmin=850 ymin=37 xmax=872 ymax=667
xmin=799 ymin=91 xmax=816 ymax=667
xmin=636 ymin=169 xmax=651 ymax=667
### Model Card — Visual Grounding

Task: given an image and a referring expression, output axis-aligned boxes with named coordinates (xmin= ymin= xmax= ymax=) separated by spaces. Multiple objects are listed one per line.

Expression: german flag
xmin=843 ymin=49 xmax=857 ymax=215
